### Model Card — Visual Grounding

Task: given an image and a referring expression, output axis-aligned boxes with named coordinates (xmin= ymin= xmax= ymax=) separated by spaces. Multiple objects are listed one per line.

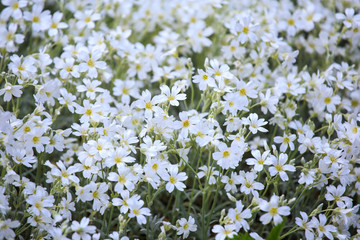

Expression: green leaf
xmin=266 ymin=220 xmax=285 ymax=240
xmin=230 ymin=233 xmax=255 ymax=240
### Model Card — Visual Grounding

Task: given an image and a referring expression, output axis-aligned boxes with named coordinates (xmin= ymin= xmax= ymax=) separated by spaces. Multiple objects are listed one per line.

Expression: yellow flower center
xmin=18 ymin=65 xmax=25 ymax=71
xmin=145 ymin=102 xmax=152 ymax=109
xmin=32 ymin=136 xmax=40 ymax=144
xmin=61 ymin=171 xmax=69 ymax=178
xmin=222 ymin=150 xmax=230 ymax=158
xmin=84 ymin=16 xmax=91 ymax=23
xmin=242 ymin=26 xmax=249 ymax=34
xmin=12 ymin=2 xmax=19 ymax=9
xmin=269 ymin=207 xmax=278 ymax=216
xmin=35 ymin=202 xmax=42 ymax=209
xmin=324 ymin=97 xmax=331 ymax=104
xmin=24 ymin=126 xmax=31 ymax=133
xmin=87 ymin=59 xmax=95 ymax=67
xmin=133 ymin=209 xmax=140 ymax=216
xmin=152 ymin=163 xmax=158 ymax=171
xmin=33 ymin=16 xmax=40 ymax=23
xmin=92 ymin=191 xmax=99 ymax=199
xmin=51 ymin=22 xmax=58 ymax=29
xmin=114 ymin=157 xmax=122 ymax=163
xmin=239 ymin=88 xmax=246 ymax=96
xmin=275 ymin=164 xmax=283 ymax=172
xmin=66 ymin=66 xmax=73 ymax=72
xmin=183 ymin=120 xmax=190 ymax=128
xmin=85 ymin=109 xmax=92 ymax=116
xmin=318 ymin=225 xmax=326 ymax=233
xmin=118 ymin=175 xmax=126 ymax=184
xmin=183 ymin=223 xmax=189 ymax=230
xmin=169 ymin=176 xmax=176 ymax=184
xmin=352 ymin=127 xmax=358 ymax=134
xmin=287 ymin=19 xmax=295 ymax=26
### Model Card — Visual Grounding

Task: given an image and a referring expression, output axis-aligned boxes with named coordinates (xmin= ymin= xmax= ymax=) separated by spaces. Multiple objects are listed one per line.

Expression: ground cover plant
xmin=0 ymin=0 xmax=360 ymax=239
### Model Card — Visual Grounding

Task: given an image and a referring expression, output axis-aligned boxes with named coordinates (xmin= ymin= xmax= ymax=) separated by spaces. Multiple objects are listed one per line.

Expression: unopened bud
xmin=288 ymin=197 xmax=296 ymax=205
xmin=204 ymin=58 xmax=209 ymax=68
xmin=227 ymin=193 xmax=236 ymax=202
xmin=327 ymin=124 xmax=334 ymax=137
xmin=310 ymin=203 xmax=323 ymax=216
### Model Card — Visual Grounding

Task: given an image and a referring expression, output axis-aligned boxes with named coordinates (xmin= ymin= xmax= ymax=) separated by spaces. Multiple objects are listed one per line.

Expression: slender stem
xmin=106 ymin=205 xmax=114 ymax=235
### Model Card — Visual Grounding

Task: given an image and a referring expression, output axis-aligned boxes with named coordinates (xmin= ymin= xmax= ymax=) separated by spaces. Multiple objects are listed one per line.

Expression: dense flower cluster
xmin=0 ymin=0 xmax=360 ymax=239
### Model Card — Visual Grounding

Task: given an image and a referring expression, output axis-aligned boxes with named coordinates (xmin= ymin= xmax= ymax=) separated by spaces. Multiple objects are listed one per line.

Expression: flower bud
xmin=310 ymin=203 xmax=323 ymax=216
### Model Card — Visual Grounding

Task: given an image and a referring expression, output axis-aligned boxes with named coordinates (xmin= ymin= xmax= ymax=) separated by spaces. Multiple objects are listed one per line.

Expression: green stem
xmin=280 ymin=226 xmax=300 ymax=239
xmin=106 ymin=205 xmax=114 ymax=235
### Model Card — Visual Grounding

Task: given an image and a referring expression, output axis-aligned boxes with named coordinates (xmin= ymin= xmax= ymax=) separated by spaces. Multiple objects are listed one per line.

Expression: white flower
xmin=235 ymin=16 xmax=259 ymax=44
xmin=213 ymin=142 xmax=239 ymax=170
xmin=259 ymin=195 xmax=290 ymax=225
xmin=212 ymin=224 xmax=236 ymax=240
xmin=71 ymin=217 xmax=96 ymax=240
xmin=246 ymin=150 xmax=272 ymax=172
xmin=163 ymin=166 xmax=188 ymax=193
xmin=128 ymin=199 xmax=151 ymax=225
xmin=0 ymin=219 xmax=20 ymax=240
xmin=325 ymin=185 xmax=349 ymax=207
xmin=140 ymin=135 xmax=167 ymax=158
xmin=274 ymin=133 xmax=296 ymax=152
xmin=176 ymin=111 xmax=200 ymax=138
xmin=50 ymin=161 xmax=79 ymax=186
xmin=78 ymin=48 xmax=106 ymax=79
xmin=48 ymin=11 xmax=68 ymax=37
xmin=24 ymin=4 xmax=51 ymax=32
xmin=207 ymin=59 xmax=233 ymax=82
xmin=227 ymin=200 xmax=251 ymax=232
xmin=112 ymin=191 xmax=141 ymax=214
xmin=158 ymin=85 xmax=186 ymax=106
xmin=239 ymin=171 xmax=264 ymax=196
xmin=336 ymin=8 xmax=360 ymax=28
xmin=221 ymin=172 xmax=241 ymax=193
xmin=84 ymin=182 xmax=109 ymax=212
xmin=279 ymin=50 xmax=299 ymax=69
xmin=0 ymin=23 xmax=24 ymax=52
xmin=54 ymin=57 xmax=80 ymax=79
xmin=298 ymin=169 xmax=315 ymax=186
xmin=268 ymin=153 xmax=296 ymax=181
xmin=319 ymin=87 xmax=341 ymax=113
xmin=177 ymin=216 xmax=197 ymax=238
xmin=241 ymin=113 xmax=268 ymax=134
xmin=75 ymin=10 xmax=100 ymax=29
xmin=8 ymin=54 xmax=37 ymax=80
xmin=309 ymin=214 xmax=337 ymax=240
xmin=259 ymin=89 xmax=278 ymax=114
xmin=198 ymin=166 xmax=219 ymax=185
xmin=1 ymin=0 xmax=27 ymax=20
xmin=187 ymin=22 xmax=213 ymax=52
xmin=0 ymin=83 xmax=22 ymax=102
xmin=192 ymin=69 xmax=216 ymax=91
xmin=59 ymin=89 xmax=77 ymax=113
xmin=295 ymin=211 xmax=314 ymax=240
xmin=76 ymin=79 xmax=103 ymax=100
xmin=134 ymin=90 xmax=163 ymax=119
xmin=26 ymin=191 xmax=54 ymax=218
xmin=108 ymin=167 xmax=136 ymax=192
